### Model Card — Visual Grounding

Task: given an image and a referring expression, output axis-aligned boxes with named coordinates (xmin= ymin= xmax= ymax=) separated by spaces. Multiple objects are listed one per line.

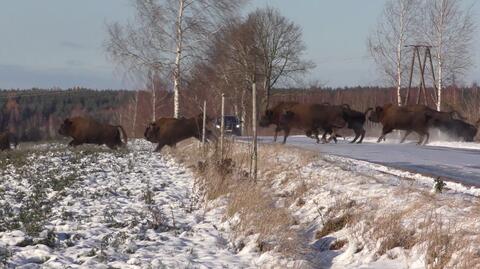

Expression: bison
xmin=260 ymin=103 xmax=346 ymax=144
xmin=432 ymin=117 xmax=479 ymax=142
xmin=0 ymin=131 xmax=18 ymax=151
xmin=58 ymin=117 xmax=127 ymax=149
xmin=303 ymin=104 xmax=371 ymax=144
xmin=258 ymin=101 xmax=299 ymax=142
xmin=144 ymin=115 xmax=213 ymax=152
xmin=368 ymin=104 xmax=432 ymax=145
xmin=333 ymin=104 xmax=372 ymax=144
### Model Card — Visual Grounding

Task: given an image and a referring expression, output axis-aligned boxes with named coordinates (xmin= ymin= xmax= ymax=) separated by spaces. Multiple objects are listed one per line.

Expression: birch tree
xmin=368 ymin=0 xmax=419 ymax=106
xmin=106 ymin=0 xmax=245 ymax=118
xmin=420 ymin=0 xmax=475 ymax=111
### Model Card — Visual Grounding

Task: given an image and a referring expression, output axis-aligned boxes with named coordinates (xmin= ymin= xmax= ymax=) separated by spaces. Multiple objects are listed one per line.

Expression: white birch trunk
xmin=152 ymin=72 xmax=156 ymax=122
xmin=173 ymin=0 xmax=185 ymax=119
xmin=436 ymin=1 xmax=445 ymax=112
xmin=132 ymin=90 xmax=139 ymax=137
xmin=396 ymin=1 xmax=405 ymax=106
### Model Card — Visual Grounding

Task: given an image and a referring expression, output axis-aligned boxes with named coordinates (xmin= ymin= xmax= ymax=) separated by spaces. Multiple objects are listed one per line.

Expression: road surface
xmin=256 ymin=136 xmax=480 ymax=187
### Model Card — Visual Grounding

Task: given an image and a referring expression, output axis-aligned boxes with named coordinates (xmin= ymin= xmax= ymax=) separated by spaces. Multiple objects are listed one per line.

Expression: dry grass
xmin=315 ymin=214 xmax=352 ymax=239
xmin=369 ymin=212 xmax=417 ymax=256
xmin=173 ymin=138 xmax=480 ymax=268
xmin=173 ymin=138 xmax=303 ymax=257
xmin=329 ymin=239 xmax=348 ymax=250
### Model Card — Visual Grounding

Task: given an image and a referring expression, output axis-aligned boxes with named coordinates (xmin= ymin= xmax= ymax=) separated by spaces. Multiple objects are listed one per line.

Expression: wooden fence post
xmin=220 ymin=93 xmax=225 ymax=160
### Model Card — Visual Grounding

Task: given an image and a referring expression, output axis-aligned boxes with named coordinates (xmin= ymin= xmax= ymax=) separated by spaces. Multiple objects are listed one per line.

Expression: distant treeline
xmin=1 ymin=85 xmax=479 ymax=141
xmin=0 ymin=88 xmax=133 ymax=141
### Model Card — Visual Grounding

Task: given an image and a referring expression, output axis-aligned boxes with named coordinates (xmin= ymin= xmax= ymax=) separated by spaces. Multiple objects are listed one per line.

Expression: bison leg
xmin=282 ymin=128 xmax=291 ymax=144
xmin=400 ymin=130 xmax=412 ymax=143
xmin=68 ymin=140 xmax=82 ymax=147
xmin=274 ymin=126 xmax=282 ymax=142
xmin=314 ymin=129 xmax=321 ymax=143
xmin=154 ymin=143 xmax=166 ymax=152
xmin=377 ymin=127 xmax=393 ymax=143
xmin=350 ymin=131 xmax=360 ymax=144
xmin=106 ymin=143 xmax=117 ymax=150
xmin=329 ymin=130 xmax=338 ymax=144
xmin=419 ymin=131 xmax=430 ymax=145
xmin=321 ymin=131 xmax=329 ymax=144
xmin=357 ymin=129 xmax=366 ymax=144
xmin=308 ymin=129 xmax=321 ymax=143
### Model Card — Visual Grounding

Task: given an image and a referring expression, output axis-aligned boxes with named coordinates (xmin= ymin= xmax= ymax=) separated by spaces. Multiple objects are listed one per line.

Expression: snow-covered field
xmin=2 ymin=138 xmax=480 ymax=269
xmin=0 ymin=140 xmax=257 ymax=268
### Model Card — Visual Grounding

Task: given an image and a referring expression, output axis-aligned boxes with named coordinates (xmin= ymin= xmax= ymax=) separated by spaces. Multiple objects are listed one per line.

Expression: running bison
xmin=58 ymin=117 xmax=127 ymax=149
xmin=144 ymin=115 xmax=213 ymax=152
xmin=369 ymin=104 xmax=432 ymax=145
xmin=0 ymin=131 xmax=18 ymax=151
xmin=259 ymin=103 xmax=346 ymax=144
xmin=432 ymin=117 xmax=479 ymax=142
xmin=258 ymin=101 xmax=299 ymax=142
xmin=332 ymin=104 xmax=372 ymax=144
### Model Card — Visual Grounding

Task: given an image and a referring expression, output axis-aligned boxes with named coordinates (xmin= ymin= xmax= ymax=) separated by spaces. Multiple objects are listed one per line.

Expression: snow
xmin=256 ymin=143 xmax=480 ymax=268
xmin=2 ymin=137 xmax=480 ymax=268
xmin=0 ymin=140 xmax=256 ymax=268
xmin=258 ymin=135 xmax=480 ymax=188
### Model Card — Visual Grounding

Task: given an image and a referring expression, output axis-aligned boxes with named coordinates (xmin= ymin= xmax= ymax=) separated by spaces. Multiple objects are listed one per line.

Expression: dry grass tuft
xmin=315 ymin=214 xmax=352 ymax=239
xmin=369 ymin=212 xmax=417 ymax=256
xmin=329 ymin=239 xmax=348 ymax=250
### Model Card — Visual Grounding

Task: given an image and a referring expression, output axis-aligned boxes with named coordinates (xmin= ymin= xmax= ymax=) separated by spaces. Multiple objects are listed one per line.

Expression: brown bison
xmin=144 ymin=115 xmax=213 ymax=152
xmin=258 ymin=101 xmax=299 ymax=142
xmin=300 ymin=104 xmax=371 ymax=144
xmin=369 ymin=104 xmax=432 ymax=145
xmin=260 ymin=103 xmax=346 ymax=144
xmin=0 ymin=131 xmax=18 ymax=151
xmin=58 ymin=117 xmax=127 ymax=149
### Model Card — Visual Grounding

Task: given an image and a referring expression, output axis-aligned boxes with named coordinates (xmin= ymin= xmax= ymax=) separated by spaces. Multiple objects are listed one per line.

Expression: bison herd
xmin=260 ymin=102 xmax=479 ymax=145
xmin=0 ymin=102 xmax=478 ymax=152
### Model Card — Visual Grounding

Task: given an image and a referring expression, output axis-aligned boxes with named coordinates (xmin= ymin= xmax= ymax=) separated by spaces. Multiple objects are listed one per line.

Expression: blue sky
xmin=0 ymin=0 xmax=478 ymax=89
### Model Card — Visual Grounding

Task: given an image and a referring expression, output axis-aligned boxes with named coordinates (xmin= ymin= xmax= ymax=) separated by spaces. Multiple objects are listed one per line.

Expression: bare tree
xmin=368 ymin=0 xmax=419 ymax=106
xmin=106 ymin=0 xmax=245 ymax=118
xmin=419 ymin=0 xmax=475 ymax=111
xmin=248 ymin=7 xmax=314 ymax=110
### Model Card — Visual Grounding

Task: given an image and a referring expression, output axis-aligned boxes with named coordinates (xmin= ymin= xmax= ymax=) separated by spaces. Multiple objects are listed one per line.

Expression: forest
xmin=2 ymin=84 xmax=480 ymax=141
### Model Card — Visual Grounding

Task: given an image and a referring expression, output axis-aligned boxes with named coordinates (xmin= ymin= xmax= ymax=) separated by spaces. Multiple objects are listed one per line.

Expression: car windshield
xmin=217 ymin=116 xmax=238 ymax=124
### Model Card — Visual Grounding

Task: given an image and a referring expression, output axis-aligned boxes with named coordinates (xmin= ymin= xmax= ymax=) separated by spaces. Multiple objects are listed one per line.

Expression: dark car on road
xmin=215 ymin=116 xmax=242 ymax=136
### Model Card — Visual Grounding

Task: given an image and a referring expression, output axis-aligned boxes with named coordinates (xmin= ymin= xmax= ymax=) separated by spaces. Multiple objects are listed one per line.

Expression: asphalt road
xmin=257 ymin=136 xmax=480 ymax=187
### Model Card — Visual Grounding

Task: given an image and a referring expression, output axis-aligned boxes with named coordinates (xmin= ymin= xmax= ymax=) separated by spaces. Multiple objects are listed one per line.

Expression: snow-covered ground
xmin=256 ymin=135 xmax=480 ymax=188
xmin=2 ymin=138 xmax=480 ymax=268
xmin=0 ymin=140 xmax=257 ymax=268
xmin=251 ymin=143 xmax=480 ymax=268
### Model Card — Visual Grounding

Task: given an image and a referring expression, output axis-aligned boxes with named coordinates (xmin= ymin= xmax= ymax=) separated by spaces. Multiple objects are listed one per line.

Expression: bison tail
xmin=116 ymin=125 xmax=128 ymax=145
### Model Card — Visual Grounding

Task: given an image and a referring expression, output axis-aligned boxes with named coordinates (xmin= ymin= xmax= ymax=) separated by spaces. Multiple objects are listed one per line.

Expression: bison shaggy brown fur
xmin=258 ymin=101 xmax=299 ymax=142
xmin=58 ymin=117 xmax=127 ymax=149
xmin=259 ymin=103 xmax=346 ymax=144
xmin=144 ymin=115 xmax=213 ymax=152
xmin=0 ymin=132 xmax=18 ymax=151
xmin=369 ymin=104 xmax=432 ymax=145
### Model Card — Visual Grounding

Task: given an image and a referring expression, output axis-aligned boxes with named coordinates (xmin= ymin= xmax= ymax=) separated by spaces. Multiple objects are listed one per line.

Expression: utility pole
xmin=405 ymin=45 xmax=438 ymax=106
xmin=251 ymin=73 xmax=258 ymax=181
